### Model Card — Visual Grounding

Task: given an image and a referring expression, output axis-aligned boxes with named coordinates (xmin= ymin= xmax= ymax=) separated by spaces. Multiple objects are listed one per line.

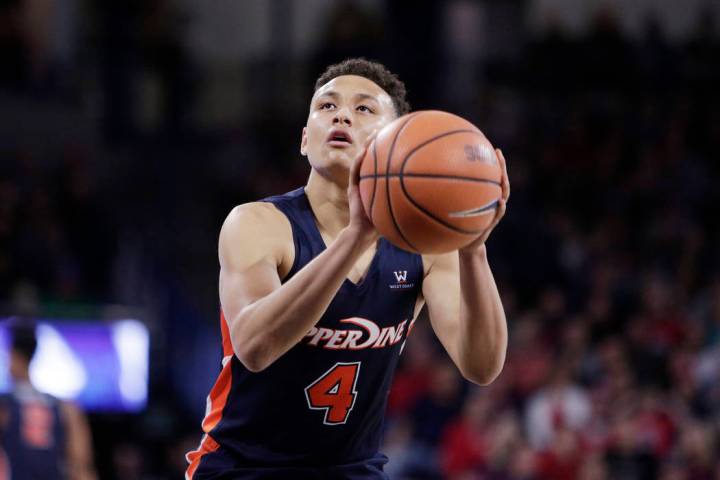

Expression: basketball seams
xmin=397 ymin=179 xmax=487 ymax=235
xmin=360 ymin=173 xmax=501 ymax=186
xmin=399 ymin=129 xmax=484 ymax=173
xmin=385 ymin=113 xmax=421 ymax=252
xmin=398 ymin=129 xmax=496 ymax=236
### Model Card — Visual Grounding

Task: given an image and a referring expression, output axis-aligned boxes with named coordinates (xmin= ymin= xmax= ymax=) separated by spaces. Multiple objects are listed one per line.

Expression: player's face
xmin=301 ymin=75 xmax=396 ymax=183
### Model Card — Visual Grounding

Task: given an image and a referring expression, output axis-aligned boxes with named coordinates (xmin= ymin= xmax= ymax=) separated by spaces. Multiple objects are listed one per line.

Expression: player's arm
xmin=221 ymin=157 xmax=377 ymax=372
xmin=422 ymin=149 xmax=510 ymax=385
xmin=60 ymin=401 xmax=97 ymax=480
xmin=422 ymin=248 xmax=507 ymax=385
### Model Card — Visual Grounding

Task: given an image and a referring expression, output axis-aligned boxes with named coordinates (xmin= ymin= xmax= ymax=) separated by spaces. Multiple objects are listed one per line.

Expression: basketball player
xmin=187 ymin=58 xmax=510 ymax=479
xmin=0 ymin=322 xmax=97 ymax=480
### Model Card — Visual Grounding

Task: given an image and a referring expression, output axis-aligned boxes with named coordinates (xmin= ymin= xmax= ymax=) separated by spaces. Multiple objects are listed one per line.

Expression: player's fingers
xmin=496 ymin=148 xmax=510 ymax=202
xmin=349 ymin=143 xmax=369 ymax=187
xmin=494 ymin=198 xmax=506 ymax=224
xmin=351 ymin=136 xmax=375 ymax=187
xmin=477 ymin=199 xmax=505 ymax=243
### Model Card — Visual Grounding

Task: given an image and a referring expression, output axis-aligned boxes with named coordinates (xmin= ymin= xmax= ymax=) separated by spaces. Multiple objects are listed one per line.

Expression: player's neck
xmin=305 ymin=169 xmax=349 ymax=240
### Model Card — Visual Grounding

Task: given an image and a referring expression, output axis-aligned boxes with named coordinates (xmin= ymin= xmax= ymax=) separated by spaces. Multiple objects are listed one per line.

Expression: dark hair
xmin=314 ymin=58 xmax=411 ymax=116
xmin=10 ymin=321 xmax=37 ymax=361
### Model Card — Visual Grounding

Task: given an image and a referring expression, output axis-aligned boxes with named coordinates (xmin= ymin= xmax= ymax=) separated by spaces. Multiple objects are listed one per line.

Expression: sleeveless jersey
xmin=0 ymin=383 xmax=65 ymax=480
xmin=187 ymin=188 xmax=424 ymax=479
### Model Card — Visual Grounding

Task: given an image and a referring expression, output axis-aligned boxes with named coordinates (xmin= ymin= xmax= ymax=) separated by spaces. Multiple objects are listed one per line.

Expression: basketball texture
xmin=358 ymin=110 xmax=502 ymax=254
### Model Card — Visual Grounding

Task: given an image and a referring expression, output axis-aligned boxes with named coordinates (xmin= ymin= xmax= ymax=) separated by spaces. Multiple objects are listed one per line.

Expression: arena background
xmin=1 ymin=0 xmax=719 ymax=478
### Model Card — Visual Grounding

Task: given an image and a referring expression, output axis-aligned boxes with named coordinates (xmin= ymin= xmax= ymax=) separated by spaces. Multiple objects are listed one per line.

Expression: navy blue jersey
xmin=0 ymin=383 xmax=65 ymax=480
xmin=188 ymin=188 xmax=423 ymax=479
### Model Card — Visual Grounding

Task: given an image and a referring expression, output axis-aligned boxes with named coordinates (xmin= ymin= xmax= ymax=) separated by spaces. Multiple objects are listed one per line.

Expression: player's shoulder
xmin=223 ymin=202 xmax=289 ymax=235
xmin=220 ymin=202 xmax=293 ymax=261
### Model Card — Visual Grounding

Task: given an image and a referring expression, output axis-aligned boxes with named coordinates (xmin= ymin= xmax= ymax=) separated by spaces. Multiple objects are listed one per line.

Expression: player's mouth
xmin=326 ymin=129 xmax=353 ymax=148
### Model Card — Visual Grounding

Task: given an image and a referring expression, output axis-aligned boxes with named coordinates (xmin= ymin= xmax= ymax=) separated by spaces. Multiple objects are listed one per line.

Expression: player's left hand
xmin=347 ymin=135 xmax=380 ymax=247
xmin=460 ymin=148 xmax=510 ymax=252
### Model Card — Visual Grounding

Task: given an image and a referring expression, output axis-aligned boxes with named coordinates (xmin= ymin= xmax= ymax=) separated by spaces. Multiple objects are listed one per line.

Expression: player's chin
xmin=324 ymin=148 xmax=356 ymax=167
xmin=313 ymin=158 xmax=352 ymax=185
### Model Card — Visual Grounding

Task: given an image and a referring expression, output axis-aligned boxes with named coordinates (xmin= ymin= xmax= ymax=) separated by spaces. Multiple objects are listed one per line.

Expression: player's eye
xmin=357 ymin=105 xmax=374 ymax=113
xmin=319 ymin=102 xmax=335 ymax=110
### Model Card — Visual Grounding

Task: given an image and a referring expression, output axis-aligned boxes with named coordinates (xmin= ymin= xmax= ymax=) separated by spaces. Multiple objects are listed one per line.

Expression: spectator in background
xmin=404 ymin=360 xmax=465 ymax=477
xmin=525 ymin=360 xmax=591 ymax=450
xmin=0 ymin=320 xmax=97 ymax=480
xmin=439 ymin=389 xmax=493 ymax=477
xmin=386 ymin=320 xmax=434 ymax=417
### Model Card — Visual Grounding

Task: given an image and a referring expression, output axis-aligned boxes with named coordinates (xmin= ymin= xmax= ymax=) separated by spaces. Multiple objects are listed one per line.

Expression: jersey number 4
xmin=304 ymin=362 xmax=360 ymax=425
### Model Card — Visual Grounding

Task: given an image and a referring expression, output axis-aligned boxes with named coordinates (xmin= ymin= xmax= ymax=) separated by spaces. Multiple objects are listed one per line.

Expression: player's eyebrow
xmin=353 ymin=93 xmax=380 ymax=104
xmin=316 ymin=91 xmax=379 ymax=103
xmin=316 ymin=90 xmax=340 ymax=100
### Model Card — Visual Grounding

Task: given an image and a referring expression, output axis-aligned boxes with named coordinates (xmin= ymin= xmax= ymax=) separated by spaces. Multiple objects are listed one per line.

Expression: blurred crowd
xmin=380 ymin=9 xmax=720 ymax=480
xmin=1 ymin=0 xmax=719 ymax=478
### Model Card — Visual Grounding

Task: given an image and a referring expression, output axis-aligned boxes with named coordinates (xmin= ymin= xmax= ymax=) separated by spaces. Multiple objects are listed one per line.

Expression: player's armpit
xmin=421 ymin=252 xmax=464 ymax=370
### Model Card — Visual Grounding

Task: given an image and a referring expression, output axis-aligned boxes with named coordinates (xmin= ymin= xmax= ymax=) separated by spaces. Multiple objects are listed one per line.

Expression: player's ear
xmin=300 ymin=127 xmax=308 ymax=156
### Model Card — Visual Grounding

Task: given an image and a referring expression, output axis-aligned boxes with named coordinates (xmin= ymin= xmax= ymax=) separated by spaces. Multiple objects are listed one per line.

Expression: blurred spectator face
xmin=551 ymin=428 xmax=580 ymax=460
xmin=462 ymin=390 xmax=492 ymax=429
xmin=679 ymin=423 xmax=713 ymax=467
xmin=301 ymin=75 xmax=395 ymax=185
xmin=563 ymin=318 xmax=589 ymax=352
xmin=112 ymin=443 xmax=144 ymax=480
xmin=507 ymin=442 xmax=537 ymax=478
xmin=579 ymin=453 xmax=608 ymax=480
xmin=539 ymin=287 xmax=566 ymax=320
xmin=429 ymin=361 xmax=461 ymax=403
xmin=488 ymin=411 xmax=522 ymax=465
xmin=612 ymin=418 xmax=640 ymax=453
xmin=9 ymin=350 xmax=29 ymax=380
xmin=641 ymin=274 xmax=673 ymax=314
xmin=659 ymin=463 xmax=687 ymax=480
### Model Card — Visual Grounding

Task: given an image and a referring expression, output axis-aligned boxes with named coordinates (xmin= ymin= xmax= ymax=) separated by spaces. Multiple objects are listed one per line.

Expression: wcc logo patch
xmin=390 ymin=270 xmax=414 ymax=290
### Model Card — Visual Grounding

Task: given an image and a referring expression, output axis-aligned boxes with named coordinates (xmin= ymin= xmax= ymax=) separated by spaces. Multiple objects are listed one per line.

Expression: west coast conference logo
xmin=304 ymin=317 xmax=417 ymax=350
xmin=390 ymin=270 xmax=414 ymax=290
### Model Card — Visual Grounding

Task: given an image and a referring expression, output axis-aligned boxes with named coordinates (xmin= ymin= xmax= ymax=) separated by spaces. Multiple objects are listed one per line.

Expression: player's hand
xmin=460 ymin=148 xmax=510 ymax=252
xmin=347 ymin=136 xmax=380 ymax=247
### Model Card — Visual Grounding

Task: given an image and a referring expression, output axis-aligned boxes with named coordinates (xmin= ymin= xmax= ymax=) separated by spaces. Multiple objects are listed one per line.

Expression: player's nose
xmin=333 ymin=107 xmax=352 ymax=127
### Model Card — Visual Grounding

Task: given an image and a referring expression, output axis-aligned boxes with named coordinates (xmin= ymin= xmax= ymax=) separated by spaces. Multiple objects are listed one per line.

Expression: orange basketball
xmin=359 ymin=110 xmax=502 ymax=254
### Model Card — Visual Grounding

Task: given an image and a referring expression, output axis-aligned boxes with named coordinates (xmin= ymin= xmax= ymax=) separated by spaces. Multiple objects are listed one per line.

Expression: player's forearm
xmin=232 ymin=226 xmax=373 ymax=371
xmin=456 ymin=246 xmax=508 ymax=385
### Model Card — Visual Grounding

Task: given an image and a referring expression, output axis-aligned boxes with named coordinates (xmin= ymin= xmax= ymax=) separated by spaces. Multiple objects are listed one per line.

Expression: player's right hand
xmin=347 ymin=136 xmax=379 ymax=247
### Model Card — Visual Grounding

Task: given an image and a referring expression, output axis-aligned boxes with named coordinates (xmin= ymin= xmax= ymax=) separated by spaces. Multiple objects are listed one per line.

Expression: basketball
xmin=358 ymin=110 xmax=502 ymax=254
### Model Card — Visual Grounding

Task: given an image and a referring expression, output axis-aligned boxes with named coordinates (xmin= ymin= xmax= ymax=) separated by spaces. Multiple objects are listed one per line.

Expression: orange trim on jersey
xmin=201 ymin=361 xmax=233 ymax=433
xmin=185 ymin=433 xmax=220 ymax=479
xmin=220 ymin=310 xmax=234 ymax=358
xmin=186 ymin=311 xmax=235 ymax=478
xmin=201 ymin=312 xmax=235 ymax=433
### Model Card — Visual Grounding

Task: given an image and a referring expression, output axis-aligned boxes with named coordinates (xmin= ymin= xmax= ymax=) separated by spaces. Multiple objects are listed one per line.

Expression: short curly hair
xmin=314 ymin=58 xmax=411 ymax=117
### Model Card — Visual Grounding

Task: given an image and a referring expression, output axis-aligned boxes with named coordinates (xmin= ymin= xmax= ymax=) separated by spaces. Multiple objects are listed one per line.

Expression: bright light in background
xmin=111 ymin=319 xmax=149 ymax=406
xmin=30 ymin=324 xmax=87 ymax=399
xmin=0 ymin=318 xmax=149 ymax=412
